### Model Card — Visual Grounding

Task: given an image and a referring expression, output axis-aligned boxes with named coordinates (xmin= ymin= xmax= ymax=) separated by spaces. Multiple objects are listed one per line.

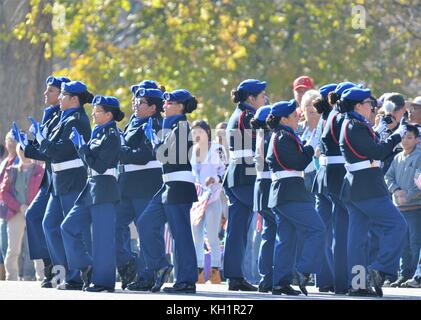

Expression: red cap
xmin=293 ymin=76 xmax=314 ymax=90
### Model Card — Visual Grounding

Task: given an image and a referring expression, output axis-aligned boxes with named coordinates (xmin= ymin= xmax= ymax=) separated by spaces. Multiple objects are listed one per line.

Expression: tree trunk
xmin=0 ymin=0 xmax=53 ymax=142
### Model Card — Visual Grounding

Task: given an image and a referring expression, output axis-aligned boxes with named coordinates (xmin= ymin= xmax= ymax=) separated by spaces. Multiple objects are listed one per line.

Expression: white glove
xmin=374 ymin=120 xmax=388 ymax=135
xmin=393 ymin=122 xmax=407 ymax=138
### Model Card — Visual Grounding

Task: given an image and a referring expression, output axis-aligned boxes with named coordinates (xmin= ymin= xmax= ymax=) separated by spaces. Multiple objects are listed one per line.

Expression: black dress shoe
xmin=41 ymin=264 xmax=54 ymax=288
xmin=347 ymin=288 xmax=377 ymax=297
xmin=258 ymin=282 xmax=272 ymax=293
xmin=319 ymin=285 xmax=335 ymax=293
xmin=369 ymin=269 xmax=385 ymax=297
xmin=80 ymin=266 xmax=93 ymax=291
xmin=85 ymin=285 xmax=115 ymax=293
xmin=228 ymin=278 xmax=258 ymax=291
xmin=56 ymin=281 xmax=83 ymax=291
xmin=296 ymin=271 xmax=310 ymax=296
xmin=127 ymin=279 xmax=154 ymax=291
xmin=151 ymin=265 xmax=173 ymax=293
xmin=163 ymin=283 xmax=196 ymax=294
xmin=118 ymin=258 xmax=138 ymax=290
xmin=272 ymin=285 xmax=301 ymax=296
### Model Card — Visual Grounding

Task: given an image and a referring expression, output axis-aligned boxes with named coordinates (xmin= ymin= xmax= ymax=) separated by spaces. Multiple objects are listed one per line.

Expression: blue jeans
xmin=0 ymin=219 xmax=8 ymax=264
xmin=400 ymin=209 xmax=421 ymax=279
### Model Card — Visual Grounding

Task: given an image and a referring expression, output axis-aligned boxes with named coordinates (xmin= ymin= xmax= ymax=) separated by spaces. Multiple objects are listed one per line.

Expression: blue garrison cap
xmin=163 ymin=89 xmax=192 ymax=102
xmin=46 ymin=76 xmax=71 ymax=89
xmin=92 ymin=95 xmax=120 ymax=109
xmin=61 ymin=81 xmax=87 ymax=94
xmin=131 ymin=80 xmax=158 ymax=94
xmin=270 ymin=99 xmax=297 ymax=118
xmin=319 ymin=83 xmax=338 ymax=98
xmin=135 ymin=88 xmax=164 ymax=100
xmin=334 ymin=82 xmax=356 ymax=95
xmin=341 ymin=88 xmax=372 ymax=102
xmin=237 ymin=79 xmax=267 ymax=95
xmin=254 ymin=105 xmax=272 ymax=122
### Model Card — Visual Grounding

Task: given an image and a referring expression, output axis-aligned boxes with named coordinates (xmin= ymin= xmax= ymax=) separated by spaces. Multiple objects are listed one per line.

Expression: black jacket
xmin=339 ymin=113 xmax=401 ymax=201
xmin=154 ymin=115 xmax=198 ymax=204
xmin=312 ymin=108 xmax=347 ymax=196
xmin=223 ymin=103 xmax=257 ymax=188
xmin=24 ymin=105 xmax=61 ymax=194
xmin=118 ymin=115 xmax=163 ymax=199
xmin=253 ymin=129 xmax=271 ymax=211
xmin=266 ymin=126 xmax=314 ymax=208
xmin=39 ymin=107 xmax=91 ymax=196
xmin=76 ymin=121 xmax=121 ymax=206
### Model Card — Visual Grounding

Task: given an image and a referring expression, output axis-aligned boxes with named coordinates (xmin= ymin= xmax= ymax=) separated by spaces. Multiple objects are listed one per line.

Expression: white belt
xmin=163 ymin=171 xmax=195 ymax=184
xmin=229 ymin=149 xmax=254 ymax=159
xmin=88 ymin=168 xmax=118 ymax=178
xmin=271 ymin=171 xmax=304 ymax=181
xmin=51 ymin=159 xmax=84 ymax=172
xmin=345 ymin=160 xmax=380 ymax=172
xmin=120 ymin=161 xmax=162 ymax=173
xmin=319 ymin=155 xmax=346 ymax=166
xmin=256 ymin=171 xmax=271 ymax=180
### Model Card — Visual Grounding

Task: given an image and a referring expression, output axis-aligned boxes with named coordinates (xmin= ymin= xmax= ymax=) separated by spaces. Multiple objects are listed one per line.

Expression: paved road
xmin=0 ymin=281 xmax=420 ymax=300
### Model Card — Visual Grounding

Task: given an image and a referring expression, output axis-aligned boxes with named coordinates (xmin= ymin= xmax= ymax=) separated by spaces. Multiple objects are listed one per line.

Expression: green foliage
xmin=7 ymin=0 xmax=421 ymax=127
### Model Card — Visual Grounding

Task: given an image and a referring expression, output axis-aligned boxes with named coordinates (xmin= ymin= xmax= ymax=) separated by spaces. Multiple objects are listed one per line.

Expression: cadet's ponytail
xmin=337 ymin=99 xmax=357 ymax=114
xmin=102 ymin=105 xmax=125 ymax=122
xmin=313 ymin=96 xmax=331 ymax=115
xmin=266 ymin=114 xmax=281 ymax=130
xmin=75 ymin=91 xmax=94 ymax=106
xmin=250 ymin=118 xmax=268 ymax=130
xmin=328 ymin=91 xmax=341 ymax=106
xmin=183 ymin=96 xmax=198 ymax=114
xmin=231 ymin=89 xmax=250 ymax=103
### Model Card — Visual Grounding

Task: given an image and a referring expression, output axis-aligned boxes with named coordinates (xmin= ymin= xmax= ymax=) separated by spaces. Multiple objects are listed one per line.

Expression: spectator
xmin=293 ymin=75 xmax=314 ymax=124
xmin=407 ymin=96 xmax=421 ymax=135
xmin=384 ymin=125 xmax=421 ymax=287
xmin=0 ymin=143 xmax=44 ymax=281
xmin=190 ymin=120 xmax=227 ymax=284
xmin=297 ymin=89 xmax=321 ymax=192
xmin=378 ymin=93 xmax=407 ymax=173
xmin=0 ymin=133 xmax=19 ymax=281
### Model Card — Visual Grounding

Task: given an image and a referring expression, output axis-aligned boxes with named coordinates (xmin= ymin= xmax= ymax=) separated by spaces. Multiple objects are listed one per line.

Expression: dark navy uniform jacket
xmin=312 ymin=108 xmax=347 ymax=196
xmin=39 ymin=107 xmax=91 ymax=196
xmin=119 ymin=115 xmax=163 ymax=199
xmin=76 ymin=121 xmax=121 ymax=206
xmin=266 ymin=125 xmax=315 ymax=208
xmin=339 ymin=112 xmax=401 ymax=202
xmin=253 ymin=129 xmax=271 ymax=212
xmin=153 ymin=115 xmax=198 ymax=204
xmin=224 ymin=103 xmax=257 ymax=188
xmin=24 ymin=105 xmax=61 ymax=194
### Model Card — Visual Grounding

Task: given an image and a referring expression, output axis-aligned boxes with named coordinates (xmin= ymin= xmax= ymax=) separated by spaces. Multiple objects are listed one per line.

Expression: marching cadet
xmin=223 ymin=79 xmax=267 ymax=291
xmin=250 ymin=105 xmax=276 ymax=293
xmin=266 ymin=100 xmax=326 ymax=296
xmin=116 ymin=85 xmax=164 ymax=291
xmin=338 ymin=87 xmax=407 ymax=297
xmin=61 ymin=95 xmax=124 ymax=292
xmin=35 ymin=80 xmax=93 ymax=290
xmin=312 ymin=82 xmax=355 ymax=294
xmin=138 ymin=89 xmax=198 ymax=294
xmin=11 ymin=75 xmax=70 ymax=288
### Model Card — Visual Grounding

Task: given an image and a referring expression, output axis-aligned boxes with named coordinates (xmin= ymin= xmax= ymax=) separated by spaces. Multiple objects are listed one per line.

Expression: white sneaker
xmin=402 ymin=278 xmax=421 ymax=288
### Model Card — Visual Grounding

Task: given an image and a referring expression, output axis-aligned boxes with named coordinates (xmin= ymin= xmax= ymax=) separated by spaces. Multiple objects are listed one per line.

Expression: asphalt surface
xmin=0 ymin=281 xmax=419 ymax=300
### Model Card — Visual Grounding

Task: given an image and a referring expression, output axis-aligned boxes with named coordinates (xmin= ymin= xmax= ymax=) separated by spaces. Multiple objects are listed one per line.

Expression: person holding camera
xmin=374 ymin=93 xmax=407 ymax=173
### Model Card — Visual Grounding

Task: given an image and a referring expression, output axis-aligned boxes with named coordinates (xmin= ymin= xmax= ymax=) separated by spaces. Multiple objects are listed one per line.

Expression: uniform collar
xmin=238 ymin=102 xmax=257 ymax=114
xmin=41 ymin=104 xmax=60 ymax=125
xmin=60 ymin=106 xmax=81 ymax=122
xmin=275 ymin=124 xmax=303 ymax=144
xmin=162 ymin=114 xmax=186 ymax=129
xmin=91 ymin=120 xmax=115 ymax=140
